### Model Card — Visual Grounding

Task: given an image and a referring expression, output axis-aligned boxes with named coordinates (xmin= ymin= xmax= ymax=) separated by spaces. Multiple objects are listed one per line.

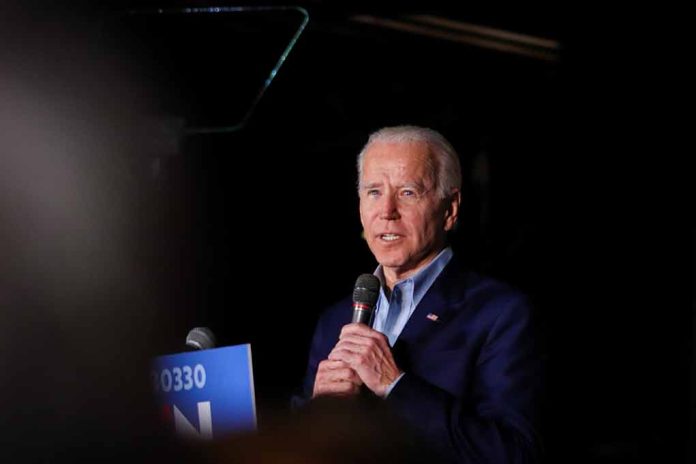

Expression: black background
xmin=6 ymin=2 xmax=690 ymax=463
xmin=122 ymin=3 xmax=690 ymax=463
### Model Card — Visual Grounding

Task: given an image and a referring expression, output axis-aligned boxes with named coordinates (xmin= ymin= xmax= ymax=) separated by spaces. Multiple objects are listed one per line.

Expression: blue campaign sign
xmin=152 ymin=344 xmax=256 ymax=440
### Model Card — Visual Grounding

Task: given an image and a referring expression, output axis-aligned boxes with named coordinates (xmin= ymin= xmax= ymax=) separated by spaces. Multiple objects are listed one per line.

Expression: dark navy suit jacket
xmin=298 ymin=257 xmax=544 ymax=463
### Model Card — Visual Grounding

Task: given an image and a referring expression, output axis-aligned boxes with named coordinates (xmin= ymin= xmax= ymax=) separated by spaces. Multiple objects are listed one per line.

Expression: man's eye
xmin=401 ymin=189 xmax=416 ymax=197
xmin=366 ymin=189 xmax=380 ymax=197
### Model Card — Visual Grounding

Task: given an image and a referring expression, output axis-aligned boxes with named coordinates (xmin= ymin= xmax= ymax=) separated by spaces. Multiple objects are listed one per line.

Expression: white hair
xmin=356 ymin=125 xmax=462 ymax=199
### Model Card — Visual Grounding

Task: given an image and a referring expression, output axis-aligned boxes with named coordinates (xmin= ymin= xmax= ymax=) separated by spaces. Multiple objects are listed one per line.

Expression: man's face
xmin=359 ymin=140 xmax=459 ymax=281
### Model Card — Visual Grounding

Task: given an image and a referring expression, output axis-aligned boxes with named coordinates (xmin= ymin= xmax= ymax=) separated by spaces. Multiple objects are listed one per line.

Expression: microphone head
xmin=352 ymin=273 xmax=380 ymax=307
xmin=185 ymin=327 xmax=216 ymax=350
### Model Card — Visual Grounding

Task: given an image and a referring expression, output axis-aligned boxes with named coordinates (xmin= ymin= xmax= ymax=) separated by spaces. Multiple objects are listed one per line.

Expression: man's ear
xmin=443 ymin=189 xmax=461 ymax=232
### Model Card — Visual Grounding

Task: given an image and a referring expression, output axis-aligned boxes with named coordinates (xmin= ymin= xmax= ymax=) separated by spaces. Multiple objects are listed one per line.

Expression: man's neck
xmin=382 ymin=247 xmax=447 ymax=290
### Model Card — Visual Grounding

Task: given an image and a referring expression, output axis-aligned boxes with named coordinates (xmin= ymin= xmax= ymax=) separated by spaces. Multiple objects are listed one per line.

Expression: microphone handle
xmin=352 ymin=303 xmax=374 ymax=326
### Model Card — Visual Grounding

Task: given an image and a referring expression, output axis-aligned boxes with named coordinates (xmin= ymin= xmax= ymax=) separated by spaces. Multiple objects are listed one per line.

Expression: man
xmin=298 ymin=126 xmax=543 ymax=463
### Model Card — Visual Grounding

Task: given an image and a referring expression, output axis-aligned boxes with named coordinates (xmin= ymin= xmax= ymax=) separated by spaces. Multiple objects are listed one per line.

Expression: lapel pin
xmin=426 ymin=313 xmax=440 ymax=322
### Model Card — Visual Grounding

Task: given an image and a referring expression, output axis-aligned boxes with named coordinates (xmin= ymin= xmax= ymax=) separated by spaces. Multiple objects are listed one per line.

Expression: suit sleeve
xmin=386 ymin=296 xmax=544 ymax=464
xmin=291 ymin=311 xmax=336 ymax=410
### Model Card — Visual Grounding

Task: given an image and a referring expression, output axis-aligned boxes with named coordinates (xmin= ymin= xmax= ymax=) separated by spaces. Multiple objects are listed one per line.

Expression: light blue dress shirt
xmin=371 ymin=246 xmax=453 ymax=396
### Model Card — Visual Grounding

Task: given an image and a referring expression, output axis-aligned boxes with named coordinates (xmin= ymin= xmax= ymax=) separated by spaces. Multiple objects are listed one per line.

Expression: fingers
xmin=312 ymin=359 xmax=362 ymax=398
xmin=329 ymin=324 xmax=402 ymax=397
xmin=317 ymin=360 xmax=361 ymax=383
xmin=313 ymin=324 xmax=402 ymax=399
xmin=340 ymin=323 xmax=390 ymax=345
xmin=328 ymin=340 xmax=381 ymax=366
xmin=331 ymin=325 xmax=391 ymax=362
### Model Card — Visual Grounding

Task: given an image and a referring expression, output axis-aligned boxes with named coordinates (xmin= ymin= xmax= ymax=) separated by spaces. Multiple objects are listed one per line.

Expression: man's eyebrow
xmin=360 ymin=181 xmax=428 ymax=190
xmin=399 ymin=181 xmax=427 ymax=190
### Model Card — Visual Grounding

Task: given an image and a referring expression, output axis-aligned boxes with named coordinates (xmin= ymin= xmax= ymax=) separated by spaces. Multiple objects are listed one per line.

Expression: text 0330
xmin=152 ymin=364 xmax=207 ymax=392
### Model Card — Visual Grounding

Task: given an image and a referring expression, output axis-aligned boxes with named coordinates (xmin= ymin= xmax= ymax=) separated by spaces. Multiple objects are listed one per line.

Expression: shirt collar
xmin=374 ymin=246 xmax=454 ymax=304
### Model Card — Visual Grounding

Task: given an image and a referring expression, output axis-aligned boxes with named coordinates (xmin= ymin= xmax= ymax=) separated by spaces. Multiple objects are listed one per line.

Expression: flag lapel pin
xmin=426 ymin=313 xmax=440 ymax=322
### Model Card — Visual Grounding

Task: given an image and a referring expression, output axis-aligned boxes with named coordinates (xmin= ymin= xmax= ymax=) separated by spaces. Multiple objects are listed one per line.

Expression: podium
xmin=152 ymin=344 xmax=256 ymax=439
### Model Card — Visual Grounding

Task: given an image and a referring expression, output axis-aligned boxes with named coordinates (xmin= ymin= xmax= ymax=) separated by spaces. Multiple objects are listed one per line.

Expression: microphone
xmin=351 ymin=274 xmax=380 ymax=326
xmin=185 ymin=327 xmax=217 ymax=351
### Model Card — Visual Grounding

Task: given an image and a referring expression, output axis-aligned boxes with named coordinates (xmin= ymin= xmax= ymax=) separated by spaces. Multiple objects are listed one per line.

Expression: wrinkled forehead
xmin=361 ymin=140 xmax=437 ymax=185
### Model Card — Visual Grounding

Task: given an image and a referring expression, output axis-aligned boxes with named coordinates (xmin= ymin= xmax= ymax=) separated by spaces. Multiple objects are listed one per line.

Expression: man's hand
xmin=328 ymin=323 xmax=402 ymax=397
xmin=312 ymin=359 xmax=363 ymax=398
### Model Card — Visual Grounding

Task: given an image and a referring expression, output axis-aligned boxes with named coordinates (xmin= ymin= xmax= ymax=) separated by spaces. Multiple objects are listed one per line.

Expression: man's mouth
xmin=380 ymin=234 xmax=402 ymax=242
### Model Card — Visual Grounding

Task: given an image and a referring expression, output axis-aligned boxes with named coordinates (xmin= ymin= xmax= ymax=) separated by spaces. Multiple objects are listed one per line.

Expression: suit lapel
xmin=392 ymin=257 xmax=466 ymax=363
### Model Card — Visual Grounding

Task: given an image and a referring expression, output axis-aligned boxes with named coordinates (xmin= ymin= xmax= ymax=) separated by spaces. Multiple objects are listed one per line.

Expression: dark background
xmin=5 ymin=2 xmax=690 ymax=463
xmin=115 ymin=2 xmax=691 ymax=463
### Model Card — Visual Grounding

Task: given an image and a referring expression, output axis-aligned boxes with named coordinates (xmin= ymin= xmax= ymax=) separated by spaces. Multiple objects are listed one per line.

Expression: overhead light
xmin=351 ymin=14 xmax=560 ymax=62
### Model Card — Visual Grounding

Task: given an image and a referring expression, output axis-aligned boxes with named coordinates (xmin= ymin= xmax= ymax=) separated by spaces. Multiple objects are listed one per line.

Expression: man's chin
xmin=375 ymin=254 xmax=408 ymax=270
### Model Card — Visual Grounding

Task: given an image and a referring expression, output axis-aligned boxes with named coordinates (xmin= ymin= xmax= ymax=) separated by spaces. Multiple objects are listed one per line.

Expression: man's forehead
xmin=361 ymin=179 xmax=428 ymax=188
xmin=365 ymin=139 xmax=430 ymax=155
xmin=362 ymin=141 xmax=435 ymax=181
xmin=364 ymin=141 xmax=432 ymax=166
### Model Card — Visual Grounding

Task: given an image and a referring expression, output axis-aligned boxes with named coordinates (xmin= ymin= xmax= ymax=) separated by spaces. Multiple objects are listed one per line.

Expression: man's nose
xmin=378 ymin=193 xmax=400 ymax=220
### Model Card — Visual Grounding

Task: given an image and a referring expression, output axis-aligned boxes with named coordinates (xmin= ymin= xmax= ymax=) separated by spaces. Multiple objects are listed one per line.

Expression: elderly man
xmin=298 ymin=126 xmax=543 ymax=463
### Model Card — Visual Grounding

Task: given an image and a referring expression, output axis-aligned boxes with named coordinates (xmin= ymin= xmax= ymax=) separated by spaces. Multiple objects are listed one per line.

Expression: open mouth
xmin=380 ymin=234 xmax=402 ymax=242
